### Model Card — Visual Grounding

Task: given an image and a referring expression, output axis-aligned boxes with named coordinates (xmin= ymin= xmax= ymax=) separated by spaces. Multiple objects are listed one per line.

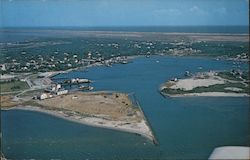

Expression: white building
xmin=39 ymin=93 xmax=48 ymax=100
xmin=56 ymin=89 xmax=68 ymax=95
xmin=56 ymin=84 xmax=61 ymax=90
xmin=0 ymin=64 xmax=6 ymax=71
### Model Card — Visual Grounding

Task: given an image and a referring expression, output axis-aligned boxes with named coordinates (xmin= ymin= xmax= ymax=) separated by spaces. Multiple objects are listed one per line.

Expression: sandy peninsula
xmin=160 ymin=71 xmax=249 ymax=97
xmin=2 ymin=92 xmax=156 ymax=143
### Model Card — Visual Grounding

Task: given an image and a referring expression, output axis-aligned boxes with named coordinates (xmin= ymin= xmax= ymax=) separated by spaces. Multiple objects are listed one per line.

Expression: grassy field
xmin=36 ymin=92 xmax=140 ymax=121
xmin=0 ymin=81 xmax=29 ymax=93
xmin=0 ymin=95 xmax=19 ymax=108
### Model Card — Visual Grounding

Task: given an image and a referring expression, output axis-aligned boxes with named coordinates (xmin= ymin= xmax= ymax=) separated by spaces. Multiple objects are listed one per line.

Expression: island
xmin=160 ymin=70 xmax=249 ymax=97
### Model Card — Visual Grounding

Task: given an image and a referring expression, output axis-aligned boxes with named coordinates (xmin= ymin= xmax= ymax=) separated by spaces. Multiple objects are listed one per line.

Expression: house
xmin=0 ymin=64 xmax=6 ymax=71
xmin=39 ymin=93 xmax=48 ymax=100
xmin=56 ymin=89 xmax=68 ymax=95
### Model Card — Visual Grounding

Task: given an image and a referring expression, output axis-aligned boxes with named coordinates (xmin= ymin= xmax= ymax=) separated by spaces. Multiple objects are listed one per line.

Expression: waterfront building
xmin=56 ymin=89 xmax=68 ymax=95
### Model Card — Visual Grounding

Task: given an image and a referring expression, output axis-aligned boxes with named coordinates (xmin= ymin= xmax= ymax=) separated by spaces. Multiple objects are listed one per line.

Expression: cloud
xmin=189 ymin=5 xmax=208 ymax=15
xmin=190 ymin=5 xmax=199 ymax=12
xmin=215 ymin=7 xmax=227 ymax=14
xmin=153 ymin=8 xmax=182 ymax=16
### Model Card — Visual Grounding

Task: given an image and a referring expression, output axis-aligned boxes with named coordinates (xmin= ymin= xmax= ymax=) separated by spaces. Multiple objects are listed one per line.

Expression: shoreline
xmin=1 ymin=54 xmax=248 ymax=81
xmin=2 ymin=105 xmax=155 ymax=143
xmin=48 ymin=54 xmax=245 ymax=81
xmin=48 ymin=55 xmax=140 ymax=79
xmin=159 ymin=70 xmax=249 ymax=98
xmin=161 ymin=91 xmax=250 ymax=98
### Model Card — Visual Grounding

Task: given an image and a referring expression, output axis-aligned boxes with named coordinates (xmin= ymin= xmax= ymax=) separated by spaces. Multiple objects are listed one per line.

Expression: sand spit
xmin=169 ymin=92 xmax=249 ymax=97
xmin=160 ymin=71 xmax=249 ymax=97
xmin=169 ymin=78 xmax=224 ymax=91
xmin=4 ymin=92 xmax=155 ymax=143
xmin=8 ymin=105 xmax=154 ymax=142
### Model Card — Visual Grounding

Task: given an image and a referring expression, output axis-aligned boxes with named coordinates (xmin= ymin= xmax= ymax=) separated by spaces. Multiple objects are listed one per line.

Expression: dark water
xmin=2 ymin=56 xmax=249 ymax=159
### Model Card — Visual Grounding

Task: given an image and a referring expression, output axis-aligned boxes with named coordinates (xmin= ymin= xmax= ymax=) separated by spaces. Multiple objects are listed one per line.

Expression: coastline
xmin=159 ymin=70 xmax=249 ymax=98
xmin=2 ymin=105 xmax=155 ymax=143
xmin=43 ymin=54 xmax=249 ymax=81
xmin=161 ymin=92 xmax=250 ymax=98
xmin=48 ymin=55 xmax=140 ymax=79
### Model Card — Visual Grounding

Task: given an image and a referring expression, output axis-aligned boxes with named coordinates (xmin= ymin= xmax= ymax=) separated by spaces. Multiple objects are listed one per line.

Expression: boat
xmin=79 ymin=85 xmax=94 ymax=91
xmin=121 ymin=60 xmax=128 ymax=64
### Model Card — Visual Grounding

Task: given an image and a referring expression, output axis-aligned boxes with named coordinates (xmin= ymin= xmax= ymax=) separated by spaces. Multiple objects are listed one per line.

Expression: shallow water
xmin=2 ymin=56 xmax=249 ymax=159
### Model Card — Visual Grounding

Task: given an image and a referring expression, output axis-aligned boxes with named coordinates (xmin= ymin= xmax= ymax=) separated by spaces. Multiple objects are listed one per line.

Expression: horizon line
xmin=0 ymin=25 xmax=249 ymax=28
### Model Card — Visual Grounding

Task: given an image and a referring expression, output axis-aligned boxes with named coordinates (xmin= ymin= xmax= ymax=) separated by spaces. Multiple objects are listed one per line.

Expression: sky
xmin=0 ymin=0 xmax=249 ymax=27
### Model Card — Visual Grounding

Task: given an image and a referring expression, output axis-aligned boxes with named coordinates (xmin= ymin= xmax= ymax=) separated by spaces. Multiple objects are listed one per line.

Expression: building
xmin=56 ymin=84 xmax=61 ymax=90
xmin=47 ymin=83 xmax=62 ymax=92
xmin=0 ymin=64 xmax=6 ymax=71
xmin=39 ymin=93 xmax=48 ymax=100
xmin=56 ymin=89 xmax=68 ymax=95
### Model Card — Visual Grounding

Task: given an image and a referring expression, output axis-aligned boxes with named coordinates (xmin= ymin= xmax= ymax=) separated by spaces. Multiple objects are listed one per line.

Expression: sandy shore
xmin=1 ymin=91 xmax=156 ymax=143
xmin=169 ymin=78 xmax=224 ymax=91
xmin=5 ymin=105 xmax=155 ymax=142
xmin=160 ymin=71 xmax=249 ymax=97
xmin=209 ymin=146 xmax=250 ymax=160
xmin=168 ymin=92 xmax=250 ymax=97
xmin=33 ymin=91 xmax=155 ymax=142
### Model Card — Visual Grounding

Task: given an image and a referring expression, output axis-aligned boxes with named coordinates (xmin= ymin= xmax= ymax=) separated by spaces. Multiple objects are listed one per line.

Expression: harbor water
xmin=2 ymin=56 xmax=249 ymax=159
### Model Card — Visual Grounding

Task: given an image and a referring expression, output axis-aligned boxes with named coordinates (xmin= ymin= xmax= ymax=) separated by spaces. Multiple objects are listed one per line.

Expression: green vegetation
xmin=241 ymin=71 xmax=250 ymax=80
xmin=1 ymin=34 xmax=248 ymax=74
xmin=192 ymin=41 xmax=249 ymax=57
xmin=19 ymin=89 xmax=43 ymax=97
xmin=217 ymin=71 xmax=249 ymax=81
xmin=217 ymin=72 xmax=242 ymax=81
xmin=192 ymin=83 xmax=248 ymax=93
xmin=162 ymin=82 xmax=249 ymax=95
xmin=162 ymin=70 xmax=249 ymax=96
xmin=0 ymin=80 xmax=29 ymax=93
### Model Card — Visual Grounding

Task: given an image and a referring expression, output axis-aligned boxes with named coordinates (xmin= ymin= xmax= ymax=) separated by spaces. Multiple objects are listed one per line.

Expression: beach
xmin=6 ymin=105 xmax=155 ymax=142
xmin=2 ymin=91 xmax=155 ymax=142
xmin=160 ymin=71 xmax=249 ymax=97
xmin=168 ymin=92 xmax=249 ymax=97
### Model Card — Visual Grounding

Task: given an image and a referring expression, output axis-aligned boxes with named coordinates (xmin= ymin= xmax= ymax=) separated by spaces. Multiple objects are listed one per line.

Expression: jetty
xmin=130 ymin=93 xmax=159 ymax=145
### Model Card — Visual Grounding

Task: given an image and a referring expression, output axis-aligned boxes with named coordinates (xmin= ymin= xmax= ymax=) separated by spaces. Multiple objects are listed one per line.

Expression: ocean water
xmin=2 ymin=56 xmax=249 ymax=159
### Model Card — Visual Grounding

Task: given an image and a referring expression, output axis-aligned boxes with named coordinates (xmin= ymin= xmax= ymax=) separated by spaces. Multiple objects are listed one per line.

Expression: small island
xmin=160 ymin=70 xmax=249 ymax=97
